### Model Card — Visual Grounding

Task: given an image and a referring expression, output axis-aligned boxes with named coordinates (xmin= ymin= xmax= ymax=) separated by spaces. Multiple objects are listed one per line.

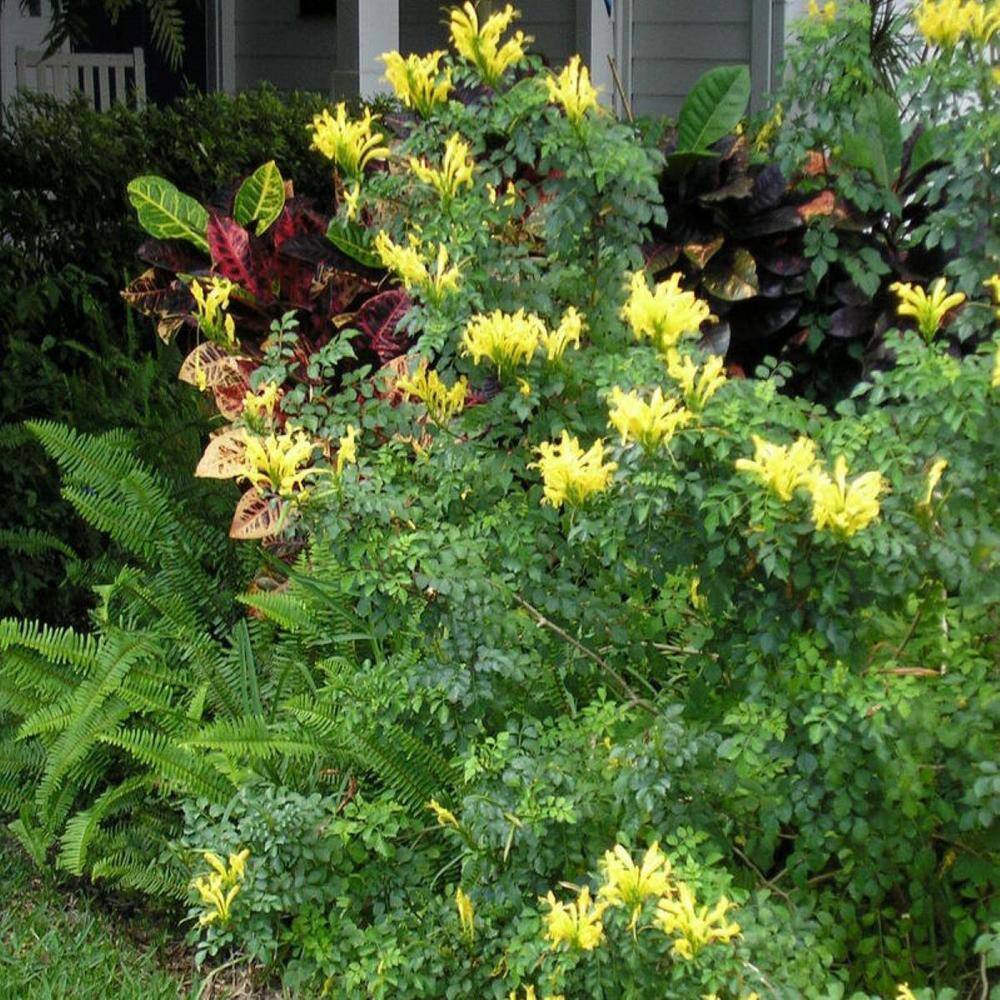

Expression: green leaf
xmin=908 ymin=126 xmax=949 ymax=177
xmin=326 ymin=219 xmax=382 ymax=269
xmin=233 ymin=160 xmax=286 ymax=236
xmin=676 ymin=65 xmax=751 ymax=153
xmin=126 ymin=175 xmax=209 ymax=252
xmin=870 ymin=89 xmax=902 ymax=184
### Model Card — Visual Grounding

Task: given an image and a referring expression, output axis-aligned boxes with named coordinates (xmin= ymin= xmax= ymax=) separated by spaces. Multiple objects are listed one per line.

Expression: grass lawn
xmin=0 ymin=836 xmax=188 ymax=999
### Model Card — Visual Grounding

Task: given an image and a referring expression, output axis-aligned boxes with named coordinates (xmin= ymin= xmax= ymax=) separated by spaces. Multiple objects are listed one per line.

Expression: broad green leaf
xmin=233 ymin=160 xmax=285 ymax=235
xmin=326 ymin=219 xmax=382 ymax=269
xmin=676 ymin=65 xmax=751 ymax=153
xmin=908 ymin=126 xmax=949 ymax=177
xmin=870 ymin=89 xmax=902 ymax=184
xmin=126 ymin=175 xmax=209 ymax=252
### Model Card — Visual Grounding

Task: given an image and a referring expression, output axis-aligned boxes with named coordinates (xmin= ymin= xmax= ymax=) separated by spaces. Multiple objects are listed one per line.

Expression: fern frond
xmin=0 ymin=529 xmax=75 ymax=560
xmin=145 ymin=0 xmax=185 ymax=71
xmin=184 ymin=718 xmax=322 ymax=760
xmin=237 ymin=591 xmax=313 ymax=631
xmin=91 ymin=849 xmax=187 ymax=897
xmin=0 ymin=618 xmax=99 ymax=671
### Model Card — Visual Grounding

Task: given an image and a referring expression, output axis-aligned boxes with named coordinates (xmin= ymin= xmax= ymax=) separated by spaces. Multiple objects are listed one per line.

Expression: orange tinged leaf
xmin=195 ymin=430 xmax=246 ymax=479
xmin=229 ymin=487 xmax=286 ymax=541
xmin=178 ymin=342 xmax=248 ymax=388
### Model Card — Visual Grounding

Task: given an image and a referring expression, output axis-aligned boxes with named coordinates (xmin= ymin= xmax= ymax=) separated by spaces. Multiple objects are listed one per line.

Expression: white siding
xmin=234 ymin=0 xmax=337 ymax=93
xmin=1 ymin=1 xmax=54 ymax=105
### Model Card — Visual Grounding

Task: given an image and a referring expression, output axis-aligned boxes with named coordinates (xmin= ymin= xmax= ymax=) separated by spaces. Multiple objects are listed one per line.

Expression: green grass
xmin=0 ymin=836 xmax=187 ymax=999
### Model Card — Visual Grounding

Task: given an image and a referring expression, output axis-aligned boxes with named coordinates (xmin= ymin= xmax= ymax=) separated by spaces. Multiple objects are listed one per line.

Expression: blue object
xmin=605 ymin=0 xmax=613 ymax=14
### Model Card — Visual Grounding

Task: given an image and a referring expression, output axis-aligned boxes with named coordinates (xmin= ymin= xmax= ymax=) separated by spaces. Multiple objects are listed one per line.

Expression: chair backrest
xmin=14 ymin=46 xmax=146 ymax=111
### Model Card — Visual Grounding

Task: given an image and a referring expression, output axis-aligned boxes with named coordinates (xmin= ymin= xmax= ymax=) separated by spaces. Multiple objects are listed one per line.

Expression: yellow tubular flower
xmin=607 ymin=386 xmax=693 ymax=451
xmin=598 ymin=842 xmax=673 ymax=928
xmin=896 ymin=985 xmax=917 ymax=1000
xmin=735 ymin=435 xmax=818 ymax=501
xmin=542 ymin=885 xmax=608 ymax=951
xmin=427 ymin=798 xmax=460 ymax=828
xmin=993 ymin=343 xmax=1000 ymax=388
xmin=808 ymin=0 xmax=838 ymax=22
xmin=808 ymin=455 xmax=887 ymax=537
xmin=191 ymin=847 xmax=250 ymax=927
xmin=540 ymin=307 xmax=584 ymax=361
xmin=190 ymin=275 xmax=238 ymax=346
xmin=397 ymin=361 xmax=468 ymax=424
xmin=309 ymin=103 xmax=389 ymax=180
xmin=375 ymin=232 xmax=462 ymax=301
xmin=409 ymin=133 xmax=475 ymax=200
xmin=654 ymin=882 xmax=741 ymax=961
xmin=985 ymin=274 xmax=1000 ymax=322
xmin=919 ymin=457 xmax=948 ymax=508
xmin=341 ymin=181 xmax=362 ymax=221
xmin=915 ymin=0 xmax=973 ymax=47
xmin=546 ymin=55 xmax=599 ymax=124
xmin=461 ymin=308 xmax=545 ymax=374
xmin=381 ymin=50 xmax=453 ymax=116
xmin=531 ymin=431 xmax=617 ymax=509
xmin=963 ymin=2 xmax=1000 ymax=41
xmin=890 ymin=278 xmax=966 ymax=340
xmin=622 ymin=271 xmax=716 ymax=353
xmin=242 ymin=381 xmax=281 ymax=422
xmin=455 ymin=887 xmax=475 ymax=940
xmin=665 ymin=349 xmax=727 ymax=411
xmin=449 ymin=2 xmax=529 ymax=87
xmin=336 ymin=425 xmax=358 ymax=476
xmin=241 ymin=427 xmax=320 ymax=498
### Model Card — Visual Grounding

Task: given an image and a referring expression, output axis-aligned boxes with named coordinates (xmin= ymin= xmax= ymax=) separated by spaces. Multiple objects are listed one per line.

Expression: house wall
xmin=1 ymin=0 xmax=54 ymax=105
xmin=233 ymin=0 xmax=337 ymax=92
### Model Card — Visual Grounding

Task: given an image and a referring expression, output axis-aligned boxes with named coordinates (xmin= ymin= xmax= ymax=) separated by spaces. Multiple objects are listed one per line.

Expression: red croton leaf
xmin=207 ymin=214 xmax=273 ymax=303
xmin=354 ymin=289 xmax=412 ymax=363
xmin=229 ymin=488 xmax=286 ymax=541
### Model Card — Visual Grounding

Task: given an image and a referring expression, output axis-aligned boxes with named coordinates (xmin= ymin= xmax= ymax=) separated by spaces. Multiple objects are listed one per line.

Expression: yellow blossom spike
xmin=409 ymin=133 xmax=475 ymax=201
xmin=397 ymin=361 xmax=468 ymax=424
xmin=542 ymin=885 xmax=608 ymax=951
xmin=808 ymin=0 xmax=837 ymax=22
xmin=341 ymin=181 xmax=362 ymax=221
xmin=598 ymin=842 xmax=673 ymax=929
xmin=607 ymin=386 xmax=693 ymax=451
xmin=461 ymin=308 xmax=546 ymax=376
xmin=531 ymin=431 xmax=617 ymax=509
xmin=336 ymin=425 xmax=358 ymax=476
xmin=665 ymin=349 xmax=727 ymax=411
xmin=890 ymin=277 xmax=965 ymax=340
xmin=545 ymin=55 xmax=599 ymax=125
xmin=539 ymin=307 xmax=584 ymax=361
xmin=381 ymin=50 xmax=453 ymax=116
xmin=896 ymin=985 xmax=917 ymax=1000
xmin=449 ymin=2 xmax=529 ymax=87
xmin=242 ymin=381 xmax=281 ymax=422
xmin=622 ymin=271 xmax=716 ymax=354
xmin=992 ymin=343 xmax=1000 ymax=389
xmin=241 ymin=427 xmax=321 ymax=499
xmin=919 ymin=458 xmax=947 ymax=509
xmin=455 ymin=886 xmax=475 ymax=940
xmin=808 ymin=455 xmax=887 ymax=537
xmin=201 ymin=851 xmax=228 ymax=878
xmin=654 ymin=882 xmax=740 ymax=961
xmin=963 ymin=1 xmax=1000 ymax=41
xmin=985 ymin=274 xmax=1000 ymax=305
xmin=735 ymin=435 xmax=818 ymax=501
xmin=189 ymin=275 xmax=238 ymax=347
xmin=427 ymin=798 xmax=460 ymax=828
xmin=376 ymin=232 xmax=462 ymax=303
xmin=309 ymin=103 xmax=389 ymax=180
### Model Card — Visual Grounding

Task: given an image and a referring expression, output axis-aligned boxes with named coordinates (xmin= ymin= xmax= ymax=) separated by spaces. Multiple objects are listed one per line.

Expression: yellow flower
xmin=517 ymin=377 xmax=532 ymax=396
xmin=654 ymin=882 xmax=740 ymax=961
xmin=542 ymin=885 xmax=608 ymax=951
xmin=455 ymin=886 xmax=475 ymax=940
xmin=409 ymin=133 xmax=475 ymax=201
xmin=461 ymin=308 xmax=545 ymax=374
xmin=896 ymin=985 xmax=917 ymax=1000
xmin=963 ymin=1 xmax=1000 ymax=41
xmin=545 ymin=55 xmax=599 ymax=125
xmin=192 ymin=847 xmax=250 ymax=927
xmin=449 ymin=2 xmax=528 ymax=87
xmin=622 ymin=271 xmax=716 ymax=354
xmin=598 ymin=842 xmax=673 ymax=928
xmin=665 ymin=349 xmax=727 ymax=411
xmin=735 ymin=435 xmax=818 ymax=501
xmin=808 ymin=455 xmax=887 ymax=537
xmin=374 ymin=232 xmax=462 ymax=302
xmin=919 ymin=457 xmax=948 ymax=509
xmin=689 ymin=576 xmax=708 ymax=611
xmin=531 ymin=431 xmax=617 ymax=509
xmin=241 ymin=427 xmax=320 ymax=498
xmin=341 ymin=181 xmax=362 ymax=221
xmin=242 ymin=381 xmax=281 ymax=422
xmin=914 ymin=0 xmax=991 ymax=47
xmin=397 ymin=360 xmax=468 ymax=424
xmin=754 ymin=103 xmax=783 ymax=152
xmin=309 ymin=104 xmax=389 ymax=180
xmin=381 ymin=50 xmax=452 ymax=116
xmin=607 ymin=386 xmax=693 ymax=451
xmin=890 ymin=278 xmax=966 ymax=340
xmin=336 ymin=425 xmax=358 ymax=476
xmin=985 ymin=274 xmax=1000 ymax=321
xmin=993 ymin=342 xmax=1000 ymax=388
xmin=427 ymin=798 xmax=460 ymax=828
xmin=808 ymin=0 xmax=838 ymax=22
xmin=190 ymin=275 xmax=237 ymax=346
xmin=539 ymin=307 xmax=584 ymax=361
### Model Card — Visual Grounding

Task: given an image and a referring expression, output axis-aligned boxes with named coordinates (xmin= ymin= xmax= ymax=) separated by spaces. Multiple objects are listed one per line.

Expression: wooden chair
xmin=14 ymin=46 xmax=146 ymax=111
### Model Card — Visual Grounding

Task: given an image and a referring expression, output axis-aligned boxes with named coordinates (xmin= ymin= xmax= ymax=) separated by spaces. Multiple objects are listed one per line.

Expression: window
xmin=299 ymin=0 xmax=336 ymax=16
xmin=26 ymin=1 xmax=43 ymax=16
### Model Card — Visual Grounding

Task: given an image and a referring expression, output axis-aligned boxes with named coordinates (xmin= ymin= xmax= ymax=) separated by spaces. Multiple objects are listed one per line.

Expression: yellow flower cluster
xmin=427 ymin=798 xmax=460 ymax=828
xmin=607 ymin=387 xmax=693 ymax=451
xmin=545 ymin=55 xmax=599 ymax=125
xmin=374 ymin=231 xmax=462 ymax=302
xmin=655 ymin=882 xmax=741 ymax=961
xmin=598 ymin=842 xmax=672 ymax=929
xmin=915 ymin=0 xmax=999 ymax=46
xmin=890 ymin=278 xmax=966 ymax=341
xmin=461 ymin=307 xmax=582 ymax=373
xmin=241 ymin=381 xmax=281 ymax=422
xmin=397 ymin=361 xmax=469 ymax=424
xmin=335 ymin=425 xmax=358 ymax=476
xmin=508 ymin=988 xmax=565 ymax=1000
xmin=191 ymin=848 xmax=249 ymax=927
xmin=309 ymin=104 xmax=389 ymax=180
xmin=736 ymin=436 xmax=886 ymax=537
xmin=622 ymin=271 xmax=716 ymax=354
xmin=190 ymin=275 xmax=237 ymax=346
xmin=540 ymin=307 xmax=584 ymax=361
xmin=409 ymin=133 xmax=475 ymax=201
xmin=381 ymin=50 xmax=453 ymax=117
xmin=449 ymin=2 xmax=528 ymax=87
xmin=808 ymin=0 xmax=838 ymax=22
xmin=542 ymin=885 xmax=607 ymax=951
xmin=809 ymin=455 xmax=887 ymax=537
xmin=455 ymin=886 xmax=475 ymax=940
xmin=531 ymin=431 xmax=617 ymax=508
xmin=665 ymin=350 xmax=727 ymax=411
xmin=241 ymin=427 xmax=320 ymax=499
xmin=919 ymin=457 xmax=948 ymax=510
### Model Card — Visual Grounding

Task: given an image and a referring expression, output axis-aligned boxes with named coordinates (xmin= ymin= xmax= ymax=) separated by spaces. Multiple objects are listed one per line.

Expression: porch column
xmin=334 ymin=0 xmax=399 ymax=99
xmin=575 ymin=0 xmax=615 ymax=110
xmin=206 ymin=0 xmax=236 ymax=94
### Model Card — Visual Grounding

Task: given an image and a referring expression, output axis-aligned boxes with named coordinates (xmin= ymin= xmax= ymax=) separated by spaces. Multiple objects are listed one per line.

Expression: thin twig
xmin=730 ymin=843 xmax=793 ymax=905
xmin=607 ymin=56 xmax=634 ymax=122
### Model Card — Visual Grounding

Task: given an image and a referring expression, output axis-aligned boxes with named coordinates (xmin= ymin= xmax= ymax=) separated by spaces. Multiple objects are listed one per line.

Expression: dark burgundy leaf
xmin=749 ymin=165 xmax=788 ymax=213
xmin=643 ymin=242 xmax=681 ymax=275
xmin=137 ymin=238 xmax=207 ymax=272
xmin=353 ymin=289 xmax=412 ymax=363
xmin=207 ymin=215 xmax=272 ymax=302
xmin=756 ymin=251 xmax=808 ymax=277
xmin=731 ymin=207 xmax=804 ymax=239
xmin=829 ymin=305 xmax=877 ymax=339
xmin=122 ymin=269 xmax=193 ymax=316
xmin=834 ymin=281 xmax=872 ymax=307
xmin=272 ymin=199 xmax=326 ymax=249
